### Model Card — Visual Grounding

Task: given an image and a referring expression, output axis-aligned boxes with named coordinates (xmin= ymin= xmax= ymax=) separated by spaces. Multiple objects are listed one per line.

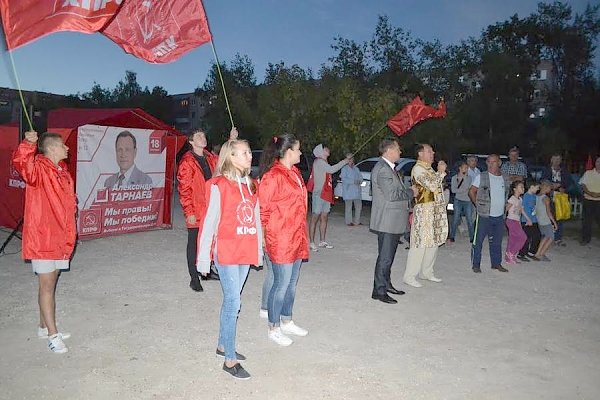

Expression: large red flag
xmin=101 ymin=0 xmax=212 ymax=64
xmin=0 ymin=0 xmax=121 ymax=50
xmin=386 ymin=97 xmax=447 ymax=137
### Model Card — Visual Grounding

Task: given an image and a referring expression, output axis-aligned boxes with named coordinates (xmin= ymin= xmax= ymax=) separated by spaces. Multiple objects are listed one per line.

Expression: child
xmin=197 ymin=139 xmax=263 ymax=380
xmin=505 ymin=181 xmax=528 ymax=264
xmin=518 ymin=181 xmax=541 ymax=261
xmin=532 ymin=180 xmax=558 ymax=261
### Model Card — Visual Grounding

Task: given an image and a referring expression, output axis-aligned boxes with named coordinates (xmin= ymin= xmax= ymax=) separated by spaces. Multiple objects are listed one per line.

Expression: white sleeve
xmin=196 ymin=185 xmax=221 ymax=273
xmin=471 ymin=174 xmax=481 ymax=188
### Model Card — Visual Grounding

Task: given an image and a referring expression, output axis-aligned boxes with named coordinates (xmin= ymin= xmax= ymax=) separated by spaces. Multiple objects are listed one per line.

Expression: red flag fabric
xmin=0 ymin=0 xmax=120 ymax=50
xmin=585 ymin=155 xmax=594 ymax=170
xmin=101 ymin=0 xmax=212 ymax=63
xmin=386 ymin=97 xmax=447 ymax=137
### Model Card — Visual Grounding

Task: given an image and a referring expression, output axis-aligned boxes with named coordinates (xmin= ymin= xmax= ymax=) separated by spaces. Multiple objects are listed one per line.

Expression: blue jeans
xmin=450 ymin=199 xmax=475 ymax=242
xmin=267 ymin=259 xmax=302 ymax=327
xmin=471 ymin=215 xmax=504 ymax=268
xmin=215 ymin=261 xmax=250 ymax=362
xmin=261 ymin=254 xmax=273 ymax=311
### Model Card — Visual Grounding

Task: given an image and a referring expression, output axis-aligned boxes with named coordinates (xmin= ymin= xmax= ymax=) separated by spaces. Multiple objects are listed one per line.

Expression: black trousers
xmin=582 ymin=199 xmax=600 ymax=243
xmin=187 ymin=228 xmax=200 ymax=281
xmin=372 ymin=232 xmax=400 ymax=297
xmin=519 ymin=223 xmax=541 ymax=256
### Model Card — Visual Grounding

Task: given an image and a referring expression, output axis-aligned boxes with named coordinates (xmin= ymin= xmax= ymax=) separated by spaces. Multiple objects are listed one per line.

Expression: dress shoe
xmin=491 ymin=264 xmax=508 ymax=272
xmin=403 ymin=279 xmax=423 ymax=288
xmin=472 ymin=266 xmax=481 ymax=273
xmin=387 ymin=287 xmax=405 ymax=295
xmin=189 ymin=278 xmax=204 ymax=292
xmin=371 ymin=294 xmax=398 ymax=304
xmin=201 ymin=271 xmax=220 ymax=281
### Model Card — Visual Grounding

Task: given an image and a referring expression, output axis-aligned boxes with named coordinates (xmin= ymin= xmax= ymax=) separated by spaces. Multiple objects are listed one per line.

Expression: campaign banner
xmin=76 ymin=125 xmax=167 ymax=238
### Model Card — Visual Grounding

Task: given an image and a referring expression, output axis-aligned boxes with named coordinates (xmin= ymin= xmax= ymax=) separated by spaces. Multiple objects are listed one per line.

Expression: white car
xmin=334 ymin=157 xmax=416 ymax=202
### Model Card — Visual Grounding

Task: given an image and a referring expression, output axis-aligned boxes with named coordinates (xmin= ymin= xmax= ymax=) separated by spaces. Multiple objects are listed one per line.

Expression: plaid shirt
xmin=501 ymin=161 xmax=527 ymax=178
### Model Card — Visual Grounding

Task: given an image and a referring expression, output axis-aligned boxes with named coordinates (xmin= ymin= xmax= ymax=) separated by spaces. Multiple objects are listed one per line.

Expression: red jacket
xmin=12 ymin=141 xmax=77 ymax=260
xmin=177 ymin=150 xmax=217 ymax=228
xmin=259 ymin=161 xmax=309 ymax=264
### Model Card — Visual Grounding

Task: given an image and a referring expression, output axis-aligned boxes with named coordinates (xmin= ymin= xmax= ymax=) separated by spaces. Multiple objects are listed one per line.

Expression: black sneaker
xmin=222 ymin=363 xmax=250 ymax=380
xmin=472 ymin=266 xmax=481 ymax=273
xmin=492 ymin=265 xmax=508 ymax=272
xmin=516 ymin=255 xmax=530 ymax=262
xmin=216 ymin=348 xmax=246 ymax=361
xmin=189 ymin=278 xmax=203 ymax=292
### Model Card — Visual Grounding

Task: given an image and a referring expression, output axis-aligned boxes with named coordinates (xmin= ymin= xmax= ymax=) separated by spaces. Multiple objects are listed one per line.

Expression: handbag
xmin=553 ymin=192 xmax=571 ymax=221
xmin=306 ymin=167 xmax=315 ymax=192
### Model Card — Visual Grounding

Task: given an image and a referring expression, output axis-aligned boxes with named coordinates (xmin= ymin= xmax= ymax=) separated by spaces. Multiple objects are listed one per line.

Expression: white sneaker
xmin=268 ymin=328 xmax=293 ymax=346
xmin=48 ymin=334 xmax=68 ymax=354
xmin=281 ymin=321 xmax=308 ymax=337
xmin=259 ymin=309 xmax=268 ymax=319
xmin=38 ymin=327 xmax=71 ymax=340
xmin=318 ymin=241 xmax=333 ymax=249
xmin=426 ymin=276 xmax=442 ymax=283
xmin=309 ymin=243 xmax=319 ymax=252
xmin=404 ymin=280 xmax=423 ymax=288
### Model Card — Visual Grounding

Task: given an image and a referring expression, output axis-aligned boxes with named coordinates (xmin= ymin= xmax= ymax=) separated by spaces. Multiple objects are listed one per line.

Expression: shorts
xmin=31 ymin=259 xmax=70 ymax=274
xmin=311 ymin=192 xmax=331 ymax=214
xmin=538 ymin=224 xmax=554 ymax=239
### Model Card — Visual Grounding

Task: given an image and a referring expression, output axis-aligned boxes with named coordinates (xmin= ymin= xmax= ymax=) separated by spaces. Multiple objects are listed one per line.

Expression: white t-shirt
xmin=472 ymin=173 xmax=506 ymax=217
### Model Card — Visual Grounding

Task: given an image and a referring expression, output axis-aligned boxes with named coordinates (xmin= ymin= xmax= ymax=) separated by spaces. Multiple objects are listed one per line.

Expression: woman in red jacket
xmin=12 ymin=131 xmax=76 ymax=354
xmin=177 ymin=128 xmax=237 ymax=291
xmin=258 ymin=134 xmax=309 ymax=347
xmin=196 ymin=139 xmax=262 ymax=380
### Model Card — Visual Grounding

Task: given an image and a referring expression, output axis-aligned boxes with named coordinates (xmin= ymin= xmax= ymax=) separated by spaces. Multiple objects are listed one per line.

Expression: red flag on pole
xmin=101 ymin=0 xmax=212 ymax=63
xmin=386 ymin=97 xmax=447 ymax=137
xmin=0 ymin=0 xmax=121 ymax=50
xmin=585 ymin=155 xmax=594 ymax=170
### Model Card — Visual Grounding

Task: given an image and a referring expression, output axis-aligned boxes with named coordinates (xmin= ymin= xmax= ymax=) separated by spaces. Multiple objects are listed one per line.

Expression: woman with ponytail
xmin=258 ymin=134 xmax=310 ymax=347
xmin=196 ymin=139 xmax=262 ymax=380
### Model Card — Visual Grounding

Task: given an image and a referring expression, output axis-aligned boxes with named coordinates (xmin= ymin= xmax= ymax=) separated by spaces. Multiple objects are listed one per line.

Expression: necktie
xmin=117 ymin=174 xmax=125 ymax=188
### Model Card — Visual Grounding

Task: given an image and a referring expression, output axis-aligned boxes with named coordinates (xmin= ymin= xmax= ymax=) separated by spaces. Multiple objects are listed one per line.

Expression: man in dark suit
xmin=104 ymin=131 xmax=153 ymax=188
xmin=370 ymin=139 xmax=409 ymax=304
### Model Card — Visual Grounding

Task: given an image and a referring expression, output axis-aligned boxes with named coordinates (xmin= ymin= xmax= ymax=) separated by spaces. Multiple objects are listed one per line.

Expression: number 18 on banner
xmin=148 ymin=131 xmax=166 ymax=154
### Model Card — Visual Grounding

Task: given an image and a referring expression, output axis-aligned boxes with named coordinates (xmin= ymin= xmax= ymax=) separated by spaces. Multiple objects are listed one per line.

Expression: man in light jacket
xmin=340 ymin=153 xmax=363 ymax=226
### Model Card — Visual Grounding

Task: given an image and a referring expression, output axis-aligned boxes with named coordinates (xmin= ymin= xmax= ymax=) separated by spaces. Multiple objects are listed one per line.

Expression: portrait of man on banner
xmin=104 ymin=130 xmax=153 ymax=189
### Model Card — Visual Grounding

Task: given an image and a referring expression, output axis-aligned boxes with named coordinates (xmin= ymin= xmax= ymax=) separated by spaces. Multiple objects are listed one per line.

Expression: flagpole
xmin=7 ymin=51 xmax=34 ymax=131
xmin=209 ymin=40 xmax=235 ymax=130
xmin=351 ymin=124 xmax=388 ymax=158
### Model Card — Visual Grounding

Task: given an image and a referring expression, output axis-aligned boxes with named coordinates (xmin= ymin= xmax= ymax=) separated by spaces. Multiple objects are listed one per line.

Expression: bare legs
xmin=38 ymin=271 xmax=59 ymax=336
xmin=309 ymin=213 xmax=329 ymax=244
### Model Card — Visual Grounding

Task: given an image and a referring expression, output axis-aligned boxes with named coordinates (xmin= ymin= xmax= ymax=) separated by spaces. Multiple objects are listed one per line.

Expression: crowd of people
xmin=11 ymin=128 xmax=600 ymax=380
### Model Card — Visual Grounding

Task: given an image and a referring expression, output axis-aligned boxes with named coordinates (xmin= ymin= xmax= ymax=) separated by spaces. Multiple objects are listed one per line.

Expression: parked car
xmin=333 ymin=157 xmax=416 ymax=202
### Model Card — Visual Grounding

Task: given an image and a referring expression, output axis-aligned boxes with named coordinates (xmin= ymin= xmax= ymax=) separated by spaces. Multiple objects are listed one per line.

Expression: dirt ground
xmin=1 ymin=202 xmax=599 ymax=400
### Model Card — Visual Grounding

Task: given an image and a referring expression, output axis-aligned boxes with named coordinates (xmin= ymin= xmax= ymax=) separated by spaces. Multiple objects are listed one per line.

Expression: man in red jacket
xmin=177 ymin=127 xmax=237 ymax=291
xmin=12 ymin=131 xmax=77 ymax=354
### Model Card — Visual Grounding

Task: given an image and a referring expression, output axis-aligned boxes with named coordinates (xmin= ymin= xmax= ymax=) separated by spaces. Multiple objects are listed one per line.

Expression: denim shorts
xmin=311 ymin=192 xmax=331 ymax=214
xmin=538 ymin=224 xmax=554 ymax=239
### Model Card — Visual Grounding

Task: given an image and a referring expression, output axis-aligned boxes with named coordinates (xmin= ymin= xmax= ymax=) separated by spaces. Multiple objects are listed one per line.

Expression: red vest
xmin=209 ymin=175 xmax=260 ymax=265
xmin=12 ymin=141 xmax=77 ymax=260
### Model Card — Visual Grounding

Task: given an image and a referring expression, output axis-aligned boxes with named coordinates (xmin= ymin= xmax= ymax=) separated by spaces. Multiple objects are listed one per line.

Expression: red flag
xmin=386 ymin=97 xmax=447 ymax=137
xmin=585 ymin=155 xmax=594 ymax=170
xmin=0 ymin=0 xmax=120 ymax=50
xmin=101 ymin=0 xmax=212 ymax=63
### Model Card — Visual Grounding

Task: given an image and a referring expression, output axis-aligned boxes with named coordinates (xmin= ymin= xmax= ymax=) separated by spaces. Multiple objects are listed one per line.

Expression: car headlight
xmin=361 ymin=182 xmax=367 ymax=187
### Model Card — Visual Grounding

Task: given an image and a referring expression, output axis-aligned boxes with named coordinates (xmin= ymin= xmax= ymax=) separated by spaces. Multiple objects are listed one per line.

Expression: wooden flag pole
xmin=209 ymin=39 xmax=235 ymax=130
xmin=350 ymin=124 xmax=388 ymax=158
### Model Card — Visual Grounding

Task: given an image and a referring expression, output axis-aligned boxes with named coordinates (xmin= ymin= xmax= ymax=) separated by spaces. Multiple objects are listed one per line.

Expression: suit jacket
xmin=104 ymin=165 xmax=153 ymax=188
xmin=369 ymin=158 xmax=409 ymax=234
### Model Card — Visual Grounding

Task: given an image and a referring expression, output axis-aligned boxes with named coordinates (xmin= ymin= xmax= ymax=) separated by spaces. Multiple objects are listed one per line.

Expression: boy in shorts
xmin=12 ymin=131 xmax=76 ymax=353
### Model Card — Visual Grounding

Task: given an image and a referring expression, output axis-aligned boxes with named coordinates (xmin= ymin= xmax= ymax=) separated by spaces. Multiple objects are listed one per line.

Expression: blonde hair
xmin=215 ymin=139 xmax=251 ymax=180
xmin=540 ymin=179 xmax=552 ymax=192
